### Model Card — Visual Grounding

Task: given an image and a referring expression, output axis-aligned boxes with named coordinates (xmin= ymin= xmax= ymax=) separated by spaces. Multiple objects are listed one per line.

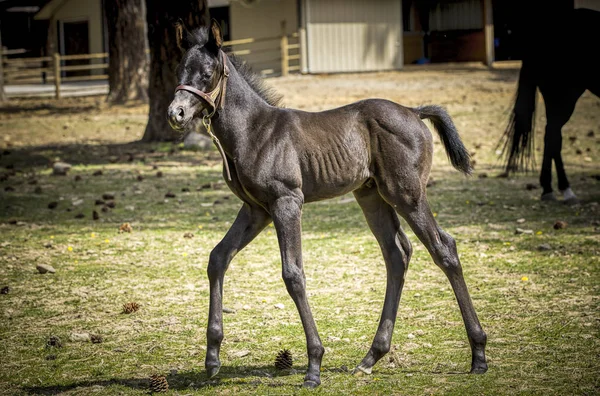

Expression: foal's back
xmin=278 ymin=99 xmax=432 ymax=202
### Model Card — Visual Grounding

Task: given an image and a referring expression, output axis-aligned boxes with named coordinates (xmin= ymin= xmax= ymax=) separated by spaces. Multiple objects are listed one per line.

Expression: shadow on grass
xmin=23 ymin=364 xmax=478 ymax=395
xmin=0 ymin=103 xmax=99 ymax=116
xmin=0 ymin=97 xmax=145 ymax=116
xmin=0 ymin=141 xmax=220 ymax=171
xmin=23 ymin=366 xmax=307 ymax=394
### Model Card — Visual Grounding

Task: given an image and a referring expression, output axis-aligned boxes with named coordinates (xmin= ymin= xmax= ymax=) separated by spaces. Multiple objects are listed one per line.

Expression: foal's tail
xmin=415 ymin=105 xmax=473 ymax=175
xmin=496 ymin=59 xmax=538 ymax=173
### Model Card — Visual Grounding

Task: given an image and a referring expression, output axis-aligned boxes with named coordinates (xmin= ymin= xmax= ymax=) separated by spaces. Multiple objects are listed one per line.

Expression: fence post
xmin=280 ymin=21 xmax=288 ymax=77
xmin=53 ymin=53 xmax=61 ymax=99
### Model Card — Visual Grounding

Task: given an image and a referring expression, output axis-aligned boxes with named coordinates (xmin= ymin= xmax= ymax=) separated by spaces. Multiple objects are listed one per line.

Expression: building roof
xmin=0 ymin=0 xmax=51 ymax=13
xmin=33 ymin=0 xmax=68 ymax=20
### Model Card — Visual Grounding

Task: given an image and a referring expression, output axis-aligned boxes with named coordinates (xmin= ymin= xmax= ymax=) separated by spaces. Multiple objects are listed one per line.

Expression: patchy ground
xmin=0 ymin=64 xmax=599 ymax=395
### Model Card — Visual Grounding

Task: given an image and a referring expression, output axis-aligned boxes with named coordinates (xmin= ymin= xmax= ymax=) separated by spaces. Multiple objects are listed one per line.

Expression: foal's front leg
xmin=206 ymin=204 xmax=271 ymax=378
xmin=271 ymin=195 xmax=325 ymax=388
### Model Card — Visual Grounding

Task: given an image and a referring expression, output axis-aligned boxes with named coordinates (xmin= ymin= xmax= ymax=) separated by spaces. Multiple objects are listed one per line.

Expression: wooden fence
xmin=0 ymin=31 xmax=301 ymax=100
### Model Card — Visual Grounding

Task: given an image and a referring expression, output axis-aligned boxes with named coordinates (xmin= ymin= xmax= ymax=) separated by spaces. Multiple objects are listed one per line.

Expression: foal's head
xmin=167 ymin=20 xmax=226 ymax=132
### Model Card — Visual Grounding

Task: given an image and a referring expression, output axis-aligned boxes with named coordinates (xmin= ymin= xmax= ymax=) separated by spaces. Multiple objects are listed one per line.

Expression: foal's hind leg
xmin=352 ymin=184 xmax=412 ymax=375
xmin=378 ymin=180 xmax=487 ymax=373
xmin=205 ymin=203 xmax=271 ymax=378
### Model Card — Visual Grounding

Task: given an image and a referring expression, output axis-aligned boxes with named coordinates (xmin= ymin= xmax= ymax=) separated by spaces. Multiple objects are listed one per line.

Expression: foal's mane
xmin=227 ymin=54 xmax=283 ymax=107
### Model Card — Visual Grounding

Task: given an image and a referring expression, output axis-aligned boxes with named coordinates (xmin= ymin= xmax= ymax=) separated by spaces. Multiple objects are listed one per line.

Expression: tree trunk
xmin=142 ymin=0 xmax=210 ymax=142
xmin=104 ymin=0 xmax=149 ymax=104
xmin=0 ymin=20 xmax=6 ymax=102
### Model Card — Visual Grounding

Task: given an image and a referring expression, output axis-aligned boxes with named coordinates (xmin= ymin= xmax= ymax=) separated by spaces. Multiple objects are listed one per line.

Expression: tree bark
xmin=142 ymin=0 xmax=210 ymax=142
xmin=104 ymin=0 xmax=149 ymax=104
xmin=0 ymin=20 xmax=6 ymax=102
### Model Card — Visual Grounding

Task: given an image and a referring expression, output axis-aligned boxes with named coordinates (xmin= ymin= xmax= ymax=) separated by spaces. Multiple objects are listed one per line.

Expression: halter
xmin=175 ymin=50 xmax=232 ymax=181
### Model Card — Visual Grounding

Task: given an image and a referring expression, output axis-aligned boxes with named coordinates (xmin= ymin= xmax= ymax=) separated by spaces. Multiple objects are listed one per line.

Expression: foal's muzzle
xmin=168 ymin=106 xmax=186 ymax=130
xmin=167 ymin=91 xmax=201 ymax=131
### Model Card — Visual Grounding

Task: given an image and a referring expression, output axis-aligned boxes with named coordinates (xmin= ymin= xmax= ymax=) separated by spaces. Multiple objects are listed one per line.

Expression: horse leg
xmin=392 ymin=193 xmax=487 ymax=373
xmin=539 ymin=130 xmax=556 ymax=200
xmin=351 ymin=184 xmax=412 ymax=375
xmin=205 ymin=203 xmax=271 ymax=378
xmin=540 ymin=87 xmax=582 ymax=203
xmin=271 ymin=195 xmax=324 ymax=388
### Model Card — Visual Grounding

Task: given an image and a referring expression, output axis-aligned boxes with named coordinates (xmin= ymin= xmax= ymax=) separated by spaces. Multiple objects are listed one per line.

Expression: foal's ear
xmin=175 ymin=20 xmax=191 ymax=53
xmin=207 ymin=19 xmax=223 ymax=53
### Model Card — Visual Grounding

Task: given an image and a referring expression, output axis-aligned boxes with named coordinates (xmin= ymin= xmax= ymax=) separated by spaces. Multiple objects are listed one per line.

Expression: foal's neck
xmin=211 ymin=62 xmax=273 ymax=157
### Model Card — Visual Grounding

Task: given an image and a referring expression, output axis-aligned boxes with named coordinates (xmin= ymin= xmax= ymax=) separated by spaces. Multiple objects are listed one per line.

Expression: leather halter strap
xmin=174 ymin=50 xmax=232 ymax=182
xmin=175 ymin=50 xmax=230 ymax=118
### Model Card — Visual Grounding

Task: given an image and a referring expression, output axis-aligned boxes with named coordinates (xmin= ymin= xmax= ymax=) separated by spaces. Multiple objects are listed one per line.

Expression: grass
xmin=0 ymin=67 xmax=599 ymax=395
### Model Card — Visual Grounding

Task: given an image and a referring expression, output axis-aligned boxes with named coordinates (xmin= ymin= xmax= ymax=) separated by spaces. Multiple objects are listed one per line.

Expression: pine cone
xmin=122 ymin=302 xmax=140 ymax=314
xmin=149 ymin=374 xmax=169 ymax=393
xmin=46 ymin=335 xmax=62 ymax=348
xmin=553 ymin=220 xmax=567 ymax=230
xmin=90 ymin=334 xmax=103 ymax=344
xmin=274 ymin=349 xmax=293 ymax=370
xmin=119 ymin=222 xmax=132 ymax=233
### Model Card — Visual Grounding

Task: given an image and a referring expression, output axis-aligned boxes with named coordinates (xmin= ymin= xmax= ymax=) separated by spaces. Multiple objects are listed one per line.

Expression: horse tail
xmin=497 ymin=59 xmax=538 ymax=172
xmin=415 ymin=105 xmax=472 ymax=175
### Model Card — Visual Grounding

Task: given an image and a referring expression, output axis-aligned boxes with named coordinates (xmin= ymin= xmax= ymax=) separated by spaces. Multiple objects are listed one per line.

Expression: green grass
xmin=0 ymin=69 xmax=599 ymax=395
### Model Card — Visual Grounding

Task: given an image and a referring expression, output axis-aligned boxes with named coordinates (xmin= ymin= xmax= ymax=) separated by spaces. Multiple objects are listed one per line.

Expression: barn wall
xmin=305 ymin=0 xmax=403 ymax=73
xmin=575 ymin=0 xmax=600 ymax=11
xmin=229 ymin=0 xmax=298 ymax=75
xmin=403 ymin=32 xmax=424 ymax=64
xmin=429 ymin=0 xmax=483 ymax=31
xmin=427 ymin=0 xmax=486 ymax=63
xmin=51 ymin=0 xmax=104 ymax=55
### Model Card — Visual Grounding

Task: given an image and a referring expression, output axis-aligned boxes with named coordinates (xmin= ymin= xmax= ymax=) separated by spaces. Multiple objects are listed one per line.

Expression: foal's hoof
xmin=470 ymin=363 xmax=488 ymax=374
xmin=303 ymin=380 xmax=320 ymax=389
xmin=351 ymin=365 xmax=372 ymax=376
xmin=206 ymin=365 xmax=221 ymax=379
xmin=541 ymin=192 xmax=557 ymax=202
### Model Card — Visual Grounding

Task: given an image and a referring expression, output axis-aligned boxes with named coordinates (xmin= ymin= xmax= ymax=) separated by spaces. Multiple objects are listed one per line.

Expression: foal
xmin=168 ymin=21 xmax=487 ymax=388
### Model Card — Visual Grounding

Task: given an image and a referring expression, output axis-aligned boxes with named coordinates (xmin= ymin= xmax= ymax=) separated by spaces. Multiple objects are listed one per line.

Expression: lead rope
xmin=202 ymin=115 xmax=232 ymax=182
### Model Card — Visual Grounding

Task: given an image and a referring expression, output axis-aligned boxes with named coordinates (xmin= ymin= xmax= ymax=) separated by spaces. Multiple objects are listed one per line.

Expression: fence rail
xmin=1 ymin=31 xmax=301 ymax=99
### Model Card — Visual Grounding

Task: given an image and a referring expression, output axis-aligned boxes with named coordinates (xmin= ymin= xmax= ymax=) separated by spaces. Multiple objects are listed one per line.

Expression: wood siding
xmin=305 ymin=0 xmax=403 ymax=73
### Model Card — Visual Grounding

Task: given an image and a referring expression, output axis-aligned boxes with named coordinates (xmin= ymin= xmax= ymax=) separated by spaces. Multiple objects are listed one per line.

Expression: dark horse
xmin=499 ymin=8 xmax=600 ymax=203
xmin=167 ymin=21 xmax=487 ymax=388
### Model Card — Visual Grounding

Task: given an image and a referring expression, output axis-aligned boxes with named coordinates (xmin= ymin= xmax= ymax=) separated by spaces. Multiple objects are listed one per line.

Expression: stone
xmin=36 ymin=264 xmax=56 ymax=274
xmin=515 ymin=228 xmax=534 ymax=235
xmin=70 ymin=332 xmax=91 ymax=342
xmin=231 ymin=350 xmax=250 ymax=358
xmin=538 ymin=243 xmax=552 ymax=251
xmin=52 ymin=162 xmax=71 ymax=176
xmin=183 ymin=132 xmax=211 ymax=150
